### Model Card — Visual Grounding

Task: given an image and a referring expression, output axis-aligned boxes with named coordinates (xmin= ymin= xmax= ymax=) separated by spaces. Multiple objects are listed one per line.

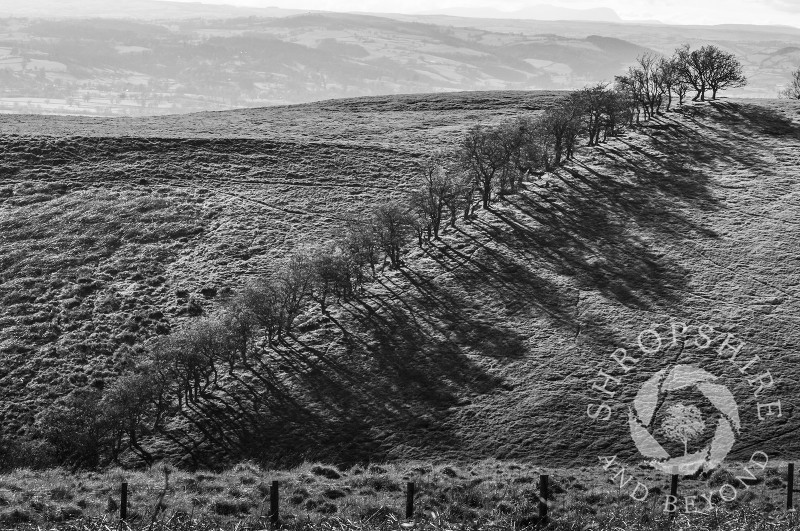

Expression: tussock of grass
xmin=0 ymin=460 xmax=792 ymax=530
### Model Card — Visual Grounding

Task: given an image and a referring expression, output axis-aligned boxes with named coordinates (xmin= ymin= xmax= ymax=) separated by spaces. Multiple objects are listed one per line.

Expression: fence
xmin=112 ymin=475 xmax=552 ymax=527
xmin=105 ymin=462 xmax=800 ymax=526
xmin=4 ymin=463 xmax=798 ymax=527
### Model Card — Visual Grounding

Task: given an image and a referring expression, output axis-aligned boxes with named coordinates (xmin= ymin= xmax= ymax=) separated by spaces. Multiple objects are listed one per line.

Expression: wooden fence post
xmin=538 ymin=474 xmax=549 ymax=526
xmin=405 ymin=482 xmax=415 ymax=519
xmin=788 ymin=463 xmax=795 ymax=511
xmin=669 ymin=469 xmax=679 ymax=516
xmin=120 ymin=481 xmax=128 ymax=521
xmin=270 ymin=480 xmax=279 ymax=528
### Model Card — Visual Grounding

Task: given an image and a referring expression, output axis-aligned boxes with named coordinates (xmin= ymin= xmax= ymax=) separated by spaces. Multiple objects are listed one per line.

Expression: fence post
xmin=669 ymin=468 xmax=679 ymax=516
xmin=405 ymin=482 xmax=415 ymax=519
xmin=539 ymin=474 xmax=549 ymax=526
xmin=270 ymin=480 xmax=279 ymax=528
xmin=120 ymin=481 xmax=128 ymax=521
xmin=788 ymin=463 xmax=795 ymax=511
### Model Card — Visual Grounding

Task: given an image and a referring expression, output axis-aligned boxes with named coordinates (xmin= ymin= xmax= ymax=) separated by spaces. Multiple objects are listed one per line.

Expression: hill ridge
xmin=0 ymin=93 xmax=799 ymax=468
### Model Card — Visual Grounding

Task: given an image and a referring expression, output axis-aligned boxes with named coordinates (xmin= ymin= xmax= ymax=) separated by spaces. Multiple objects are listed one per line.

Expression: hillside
xmin=1 ymin=92 xmax=800 ymax=469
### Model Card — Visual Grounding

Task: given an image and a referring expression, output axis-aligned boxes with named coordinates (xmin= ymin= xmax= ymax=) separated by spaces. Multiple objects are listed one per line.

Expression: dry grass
xmin=1 ymin=93 xmax=800 ymax=470
xmin=0 ymin=460 xmax=794 ymax=529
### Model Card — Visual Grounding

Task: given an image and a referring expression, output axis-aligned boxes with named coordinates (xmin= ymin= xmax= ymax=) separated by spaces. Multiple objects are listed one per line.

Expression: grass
xmin=1 ymin=93 xmax=800 ymax=470
xmin=0 ymin=459 xmax=794 ymax=529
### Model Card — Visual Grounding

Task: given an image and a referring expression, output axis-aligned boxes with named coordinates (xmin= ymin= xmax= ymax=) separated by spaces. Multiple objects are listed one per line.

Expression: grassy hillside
xmin=1 ymin=92 xmax=800 ymax=471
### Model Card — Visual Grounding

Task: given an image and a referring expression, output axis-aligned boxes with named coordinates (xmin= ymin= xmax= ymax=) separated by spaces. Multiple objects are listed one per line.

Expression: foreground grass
xmin=0 ymin=460 xmax=791 ymax=529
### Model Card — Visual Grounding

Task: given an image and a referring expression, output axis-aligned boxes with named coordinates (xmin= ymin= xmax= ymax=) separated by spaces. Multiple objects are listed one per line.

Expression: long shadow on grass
xmin=173 ymin=274 xmax=521 ymax=467
xmin=707 ymin=101 xmax=800 ymax=138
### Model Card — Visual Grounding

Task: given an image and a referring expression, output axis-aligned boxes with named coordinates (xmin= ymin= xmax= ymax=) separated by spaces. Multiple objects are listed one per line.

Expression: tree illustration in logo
xmin=628 ymin=364 xmax=740 ymax=475
xmin=660 ymin=404 xmax=706 ymax=457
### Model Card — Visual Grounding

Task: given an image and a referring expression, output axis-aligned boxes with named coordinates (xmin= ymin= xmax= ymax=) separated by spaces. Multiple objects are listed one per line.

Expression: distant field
xmin=1 ymin=91 xmax=800 ymax=472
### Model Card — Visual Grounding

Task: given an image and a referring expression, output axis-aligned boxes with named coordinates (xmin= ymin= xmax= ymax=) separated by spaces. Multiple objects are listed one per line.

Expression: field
xmin=2 ymin=89 xmax=800 ymax=527
xmin=0 ymin=459 xmax=796 ymax=529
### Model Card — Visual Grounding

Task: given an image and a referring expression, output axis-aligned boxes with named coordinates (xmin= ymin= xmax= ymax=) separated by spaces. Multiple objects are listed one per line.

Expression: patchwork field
xmin=1 ymin=92 xmax=800 ymax=480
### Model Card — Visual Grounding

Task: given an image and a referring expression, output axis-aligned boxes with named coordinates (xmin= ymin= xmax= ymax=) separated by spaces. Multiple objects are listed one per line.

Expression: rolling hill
xmin=1 ymin=9 xmax=798 ymax=117
xmin=1 ymin=91 xmax=799 ymax=469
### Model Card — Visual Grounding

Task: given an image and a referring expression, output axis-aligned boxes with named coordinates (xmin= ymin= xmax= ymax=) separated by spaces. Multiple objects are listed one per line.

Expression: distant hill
xmin=0 ymin=13 xmax=655 ymax=115
xmin=0 ymin=5 xmax=798 ymax=116
xmin=419 ymin=5 xmax=622 ymax=22
xmin=0 ymin=0 xmax=306 ymax=19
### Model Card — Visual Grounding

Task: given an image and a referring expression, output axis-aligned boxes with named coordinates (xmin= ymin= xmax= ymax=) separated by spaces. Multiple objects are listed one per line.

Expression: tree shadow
xmin=707 ymin=101 xmax=800 ymax=138
xmin=168 ymin=271 xmax=525 ymax=466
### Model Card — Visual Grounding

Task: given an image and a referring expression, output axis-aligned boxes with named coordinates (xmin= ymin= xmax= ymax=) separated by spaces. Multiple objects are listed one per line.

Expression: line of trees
xmin=11 ymin=44 xmax=754 ymax=470
xmin=617 ymin=44 xmax=747 ymax=122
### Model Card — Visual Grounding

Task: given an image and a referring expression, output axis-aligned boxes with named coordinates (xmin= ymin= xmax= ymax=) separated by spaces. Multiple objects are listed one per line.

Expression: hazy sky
xmin=164 ymin=0 xmax=800 ymax=26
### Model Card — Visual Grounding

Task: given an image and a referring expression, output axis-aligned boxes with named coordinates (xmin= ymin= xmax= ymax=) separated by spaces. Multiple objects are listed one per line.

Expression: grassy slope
xmin=1 ymin=92 xmax=800 ymax=469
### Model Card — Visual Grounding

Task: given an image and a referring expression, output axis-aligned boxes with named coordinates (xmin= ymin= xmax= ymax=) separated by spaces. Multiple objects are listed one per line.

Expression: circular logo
xmin=628 ymin=364 xmax=741 ymax=475
xmin=586 ymin=322 xmax=785 ymax=513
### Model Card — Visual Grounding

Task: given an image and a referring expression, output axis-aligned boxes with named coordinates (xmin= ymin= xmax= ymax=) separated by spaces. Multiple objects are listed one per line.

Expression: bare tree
xmin=342 ymin=217 xmax=380 ymax=280
xmin=704 ymin=46 xmax=747 ymax=99
xmin=494 ymin=122 xmax=531 ymax=195
xmin=780 ymin=66 xmax=800 ymax=99
xmin=673 ymin=73 xmax=690 ymax=106
xmin=410 ymin=152 xmax=458 ymax=239
xmin=602 ymin=89 xmax=634 ymax=140
xmin=573 ymin=83 xmax=612 ymax=146
xmin=657 ymin=56 xmax=680 ymax=111
xmin=511 ymin=115 xmax=554 ymax=173
xmin=541 ymin=102 xmax=583 ymax=165
xmin=310 ymin=244 xmax=355 ymax=313
xmin=372 ymin=200 xmax=414 ymax=269
xmin=151 ymin=319 xmax=227 ymax=402
xmin=675 ymin=44 xmax=709 ymax=102
xmin=634 ymin=53 xmax=668 ymax=117
xmin=443 ymin=170 xmax=475 ymax=222
xmin=675 ymin=44 xmax=746 ymax=102
xmin=101 ymin=372 xmax=164 ymax=466
xmin=229 ymin=279 xmax=284 ymax=344
xmin=459 ymin=125 xmax=508 ymax=209
xmin=614 ymin=74 xmax=643 ymax=124
xmin=277 ymin=249 xmax=316 ymax=332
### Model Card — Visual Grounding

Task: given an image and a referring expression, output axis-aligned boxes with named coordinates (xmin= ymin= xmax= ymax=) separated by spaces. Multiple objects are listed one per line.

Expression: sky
xmin=163 ymin=0 xmax=800 ymax=27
